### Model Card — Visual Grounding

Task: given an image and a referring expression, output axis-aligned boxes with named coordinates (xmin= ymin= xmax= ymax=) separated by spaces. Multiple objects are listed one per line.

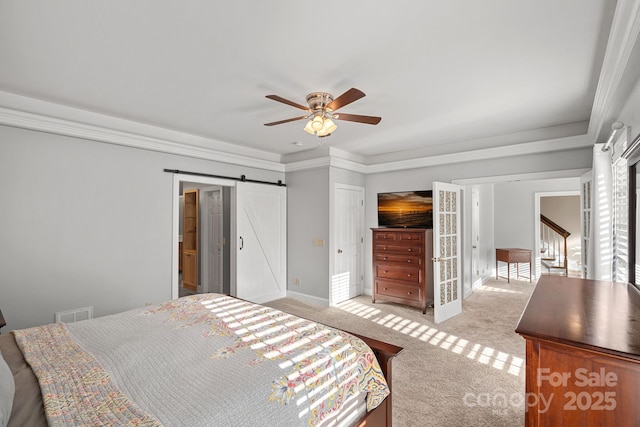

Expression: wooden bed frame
xmin=352 ymin=333 xmax=403 ymax=427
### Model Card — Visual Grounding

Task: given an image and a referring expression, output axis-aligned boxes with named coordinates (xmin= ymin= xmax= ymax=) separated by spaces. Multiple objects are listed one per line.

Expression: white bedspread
xmin=13 ymin=294 xmax=389 ymax=426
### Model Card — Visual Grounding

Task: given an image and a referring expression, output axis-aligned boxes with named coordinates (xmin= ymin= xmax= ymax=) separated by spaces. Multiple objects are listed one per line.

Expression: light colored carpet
xmin=264 ymin=278 xmax=536 ymax=427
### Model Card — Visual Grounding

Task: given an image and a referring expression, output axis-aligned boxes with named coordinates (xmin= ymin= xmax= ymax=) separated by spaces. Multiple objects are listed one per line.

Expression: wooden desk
xmin=516 ymin=276 xmax=640 ymax=426
xmin=496 ymin=248 xmax=532 ymax=283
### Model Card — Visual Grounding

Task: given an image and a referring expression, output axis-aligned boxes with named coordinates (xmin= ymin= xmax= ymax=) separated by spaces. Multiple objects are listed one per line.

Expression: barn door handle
xmin=239 ymin=236 xmax=244 ymax=250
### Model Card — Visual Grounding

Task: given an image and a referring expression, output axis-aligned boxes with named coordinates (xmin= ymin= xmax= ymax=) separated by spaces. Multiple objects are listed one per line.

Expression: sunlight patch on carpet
xmin=336 ymin=299 xmax=523 ymax=376
xmin=475 ymin=285 xmax=523 ymax=294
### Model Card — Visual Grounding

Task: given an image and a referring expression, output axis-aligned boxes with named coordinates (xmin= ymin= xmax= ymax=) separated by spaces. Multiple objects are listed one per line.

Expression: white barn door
xmin=433 ymin=182 xmax=462 ymax=323
xmin=235 ymin=182 xmax=287 ymax=303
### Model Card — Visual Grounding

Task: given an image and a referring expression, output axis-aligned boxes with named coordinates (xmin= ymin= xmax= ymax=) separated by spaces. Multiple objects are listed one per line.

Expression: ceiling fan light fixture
xmin=311 ymin=114 xmax=324 ymax=131
xmin=320 ymin=117 xmax=337 ymax=136
xmin=303 ymin=114 xmax=337 ymax=137
xmin=266 ymin=87 xmax=379 ymax=137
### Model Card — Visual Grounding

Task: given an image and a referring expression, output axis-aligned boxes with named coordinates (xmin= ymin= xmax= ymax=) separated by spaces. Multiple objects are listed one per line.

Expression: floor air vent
xmin=55 ymin=306 xmax=93 ymax=323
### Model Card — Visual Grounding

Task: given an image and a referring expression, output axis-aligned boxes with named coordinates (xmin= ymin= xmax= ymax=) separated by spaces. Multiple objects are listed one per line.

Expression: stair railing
xmin=540 ymin=214 xmax=571 ymax=275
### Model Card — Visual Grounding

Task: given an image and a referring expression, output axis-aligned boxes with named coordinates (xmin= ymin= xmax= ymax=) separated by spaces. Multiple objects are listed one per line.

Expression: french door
xmin=433 ymin=182 xmax=462 ymax=323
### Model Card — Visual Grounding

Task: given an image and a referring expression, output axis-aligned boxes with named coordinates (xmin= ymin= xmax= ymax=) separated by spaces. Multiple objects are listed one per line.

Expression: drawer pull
xmin=384 ymin=270 xmax=388 ymax=273
xmin=407 ymin=274 xmax=411 ymax=277
xmin=407 ymin=260 xmax=411 ymax=263
xmin=407 ymin=249 xmax=412 ymax=252
xmin=383 ymin=257 xmax=388 ymax=261
xmin=408 ymin=292 xmax=412 ymax=295
xmin=384 ymin=287 xmax=388 ymax=291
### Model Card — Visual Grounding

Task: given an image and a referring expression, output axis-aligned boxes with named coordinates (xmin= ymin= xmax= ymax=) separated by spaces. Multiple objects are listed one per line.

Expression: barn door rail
xmin=163 ymin=169 xmax=286 ymax=187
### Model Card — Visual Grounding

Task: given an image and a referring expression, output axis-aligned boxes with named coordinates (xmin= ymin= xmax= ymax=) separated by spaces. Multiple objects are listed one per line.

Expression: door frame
xmin=172 ymin=174 xmax=236 ymax=300
xmin=534 ymin=190 xmax=580 ymax=280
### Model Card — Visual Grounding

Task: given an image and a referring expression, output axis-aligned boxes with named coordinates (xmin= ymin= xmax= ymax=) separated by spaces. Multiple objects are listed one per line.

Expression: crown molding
xmin=283 ymin=156 xmax=331 ymax=172
xmin=588 ymin=0 xmax=640 ymax=141
xmin=0 ymin=97 xmax=593 ymax=176
xmin=452 ymin=168 xmax=591 ymax=185
xmin=364 ymin=134 xmax=592 ymax=174
xmin=0 ymin=93 xmax=284 ymax=173
xmin=283 ymin=134 xmax=591 ymax=174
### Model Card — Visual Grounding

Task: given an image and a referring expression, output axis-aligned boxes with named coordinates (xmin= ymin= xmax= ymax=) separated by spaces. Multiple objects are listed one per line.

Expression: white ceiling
xmin=0 ymin=1 xmax=633 ymax=165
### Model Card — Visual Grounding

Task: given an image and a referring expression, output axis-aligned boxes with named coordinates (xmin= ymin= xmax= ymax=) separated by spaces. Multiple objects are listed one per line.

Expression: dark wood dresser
xmin=371 ymin=228 xmax=433 ymax=313
xmin=516 ymin=275 xmax=640 ymax=426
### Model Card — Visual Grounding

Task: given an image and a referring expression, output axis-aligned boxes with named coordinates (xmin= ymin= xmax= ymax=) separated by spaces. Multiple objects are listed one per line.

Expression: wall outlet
xmin=293 ymin=277 xmax=301 ymax=285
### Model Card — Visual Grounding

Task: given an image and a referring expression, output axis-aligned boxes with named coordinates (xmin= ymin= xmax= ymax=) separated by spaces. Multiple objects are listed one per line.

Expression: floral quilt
xmin=13 ymin=294 xmax=389 ymax=426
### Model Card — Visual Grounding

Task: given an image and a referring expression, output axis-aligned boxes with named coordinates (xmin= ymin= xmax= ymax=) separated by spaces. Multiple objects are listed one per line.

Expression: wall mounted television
xmin=377 ymin=190 xmax=433 ymax=229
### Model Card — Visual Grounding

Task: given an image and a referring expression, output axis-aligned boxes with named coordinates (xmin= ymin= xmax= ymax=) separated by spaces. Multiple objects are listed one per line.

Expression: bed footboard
xmin=350 ymin=333 xmax=403 ymax=427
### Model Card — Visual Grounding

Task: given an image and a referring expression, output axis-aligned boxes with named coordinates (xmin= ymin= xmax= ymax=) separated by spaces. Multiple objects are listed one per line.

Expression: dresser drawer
xmin=375 ymin=253 xmax=423 ymax=266
xmin=375 ymin=280 xmax=422 ymax=303
xmin=375 ymin=265 xmax=421 ymax=283
xmin=398 ymin=232 xmax=424 ymax=243
xmin=375 ymin=244 xmax=423 ymax=255
xmin=374 ymin=232 xmax=397 ymax=242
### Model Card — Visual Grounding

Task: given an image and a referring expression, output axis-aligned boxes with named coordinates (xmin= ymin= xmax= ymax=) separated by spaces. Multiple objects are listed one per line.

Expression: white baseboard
xmin=286 ymin=290 xmax=330 ymax=307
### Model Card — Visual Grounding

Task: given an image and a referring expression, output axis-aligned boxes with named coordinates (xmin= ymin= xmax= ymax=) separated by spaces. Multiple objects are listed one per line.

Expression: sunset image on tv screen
xmin=377 ymin=191 xmax=432 ymax=228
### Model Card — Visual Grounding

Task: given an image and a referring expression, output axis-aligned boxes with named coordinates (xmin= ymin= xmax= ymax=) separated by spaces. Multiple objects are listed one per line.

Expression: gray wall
xmin=0 ymin=124 xmax=283 ymax=331
xmin=494 ymin=178 xmax=580 ymax=249
xmin=494 ymin=178 xmax=581 ymax=280
xmin=286 ymin=167 xmax=330 ymax=300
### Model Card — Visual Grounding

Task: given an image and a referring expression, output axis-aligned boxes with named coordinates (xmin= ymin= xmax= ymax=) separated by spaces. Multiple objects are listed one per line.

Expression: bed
xmin=0 ymin=293 xmax=402 ymax=426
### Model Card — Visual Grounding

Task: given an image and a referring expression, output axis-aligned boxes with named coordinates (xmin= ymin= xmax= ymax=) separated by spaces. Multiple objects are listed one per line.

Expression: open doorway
xmin=172 ymin=175 xmax=236 ymax=300
xmin=535 ymin=192 xmax=582 ymax=278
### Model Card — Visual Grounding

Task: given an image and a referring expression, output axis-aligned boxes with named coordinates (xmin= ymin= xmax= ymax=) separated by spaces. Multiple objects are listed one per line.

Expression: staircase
xmin=540 ymin=214 xmax=570 ymax=276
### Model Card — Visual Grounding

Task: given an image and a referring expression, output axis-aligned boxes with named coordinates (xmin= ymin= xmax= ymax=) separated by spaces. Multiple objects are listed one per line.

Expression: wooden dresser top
xmin=516 ymin=275 xmax=640 ymax=360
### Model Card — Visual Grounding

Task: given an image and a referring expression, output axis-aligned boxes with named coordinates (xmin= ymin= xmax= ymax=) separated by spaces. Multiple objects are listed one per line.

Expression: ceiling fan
xmin=264 ymin=88 xmax=381 ymax=137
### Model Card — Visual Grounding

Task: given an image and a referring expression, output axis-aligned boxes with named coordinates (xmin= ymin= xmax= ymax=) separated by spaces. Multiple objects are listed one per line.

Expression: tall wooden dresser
xmin=516 ymin=275 xmax=640 ymax=426
xmin=371 ymin=228 xmax=433 ymax=313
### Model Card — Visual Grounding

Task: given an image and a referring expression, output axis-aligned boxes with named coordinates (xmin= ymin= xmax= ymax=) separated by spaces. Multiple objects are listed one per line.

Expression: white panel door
xmin=471 ymin=188 xmax=481 ymax=290
xmin=235 ymin=182 xmax=287 ymax=303
xmin=206 ymin=189 xmax=223 ymax=294
xmin=433 ymin=182 xmax=462 ymax=323
xmin=332 ymin=184 xmax=365 ymax=305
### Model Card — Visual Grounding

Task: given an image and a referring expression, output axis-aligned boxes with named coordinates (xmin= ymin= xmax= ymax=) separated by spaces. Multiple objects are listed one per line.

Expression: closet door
xmin=235 ymin=182 xmax=287 ymax=303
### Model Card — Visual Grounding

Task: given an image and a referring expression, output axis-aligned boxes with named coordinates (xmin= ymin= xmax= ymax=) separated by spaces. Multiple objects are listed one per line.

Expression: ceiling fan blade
xmin=333 ymin=113 xmax=381 ymax=125
xmin=264 ymin=116 xmax=308 ymax=126
xmin=265 ymin=95 xmax=310 ymax=111
xmin=326 ymin=88 xmax=365 ymax=111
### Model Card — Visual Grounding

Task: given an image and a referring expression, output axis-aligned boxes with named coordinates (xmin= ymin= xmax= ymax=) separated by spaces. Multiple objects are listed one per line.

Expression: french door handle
xmin=432 ymin=257 xmax=442 ymax=262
